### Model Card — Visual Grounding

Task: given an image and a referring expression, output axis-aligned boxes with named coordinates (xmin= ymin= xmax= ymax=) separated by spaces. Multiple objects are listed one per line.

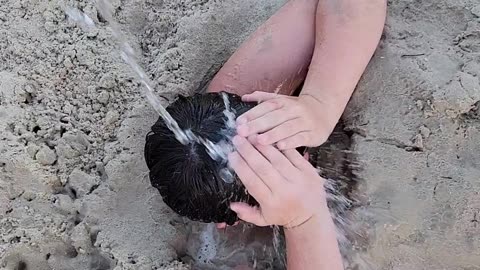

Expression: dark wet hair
xmin=144 ymin=92 xmax=258 ymax=225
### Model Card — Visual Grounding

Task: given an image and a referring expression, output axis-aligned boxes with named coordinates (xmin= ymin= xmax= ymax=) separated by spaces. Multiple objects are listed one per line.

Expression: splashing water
xmin=222 ymin=92 xmax=237 ymax=130
xmin=272 ymin=225 xmax=286 ymax=266
xmin=196 ymin=223 xmax=218 ymax=265
xmin=65 ymin=7 xmax=94 ymax=30
xmin=65 ymin=1 xmax=237 ymax=171
xmin=217 ymin=92 xmax=239 ymax=183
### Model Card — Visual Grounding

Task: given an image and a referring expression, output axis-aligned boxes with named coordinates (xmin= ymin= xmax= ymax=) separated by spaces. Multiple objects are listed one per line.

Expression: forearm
xmin=208 ymin=0 xmax=319 ymax=95
xmin=301 ymin=0 xmax=387 ymax=127
xmin=285 ymin=203 xmax=343 ymax=270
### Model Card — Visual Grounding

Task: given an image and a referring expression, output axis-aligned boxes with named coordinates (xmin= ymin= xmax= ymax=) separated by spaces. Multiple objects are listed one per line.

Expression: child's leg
xmin=207 ymin=0 xmax=319 ymax=96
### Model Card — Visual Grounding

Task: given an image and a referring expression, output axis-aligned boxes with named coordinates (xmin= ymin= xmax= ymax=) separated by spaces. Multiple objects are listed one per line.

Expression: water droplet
xmin=219 ymin=168 xmax=234 ymax=184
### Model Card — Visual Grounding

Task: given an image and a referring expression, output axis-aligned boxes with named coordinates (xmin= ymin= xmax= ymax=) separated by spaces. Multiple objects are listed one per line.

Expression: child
xmin=209 ymin=0 xmax=387 ymax=269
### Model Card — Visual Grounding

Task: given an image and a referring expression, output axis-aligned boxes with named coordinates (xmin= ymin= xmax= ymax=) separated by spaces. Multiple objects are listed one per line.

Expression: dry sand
xmin=1 ymin=0 xmax=480 ymax=269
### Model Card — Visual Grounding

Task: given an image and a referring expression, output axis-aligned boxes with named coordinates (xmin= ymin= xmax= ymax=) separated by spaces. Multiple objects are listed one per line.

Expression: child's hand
xmin=228 ymin=135 xmax=327 ymax=228
xmin=236 ymin=91 xmax=335 ymax=150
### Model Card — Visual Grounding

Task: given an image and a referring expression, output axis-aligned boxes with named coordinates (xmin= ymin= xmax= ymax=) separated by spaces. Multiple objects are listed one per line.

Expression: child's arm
xmin=228 ymin=136 xmax=343 ymax=270
xmin=285 ymin=206 xmax=343 ymax=270
xmin=238 ymin=0 xmax=387 ymax=149
xmin=208 ymin=0 xmax=319 ymax=95
xmin=300 ymin=0 xmax=387 ymax=132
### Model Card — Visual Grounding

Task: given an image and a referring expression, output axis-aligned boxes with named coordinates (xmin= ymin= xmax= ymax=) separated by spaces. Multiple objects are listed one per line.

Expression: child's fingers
xmin=236 ymin=99 xmax=283 ymax=125
xmin=232 ymin=136 xmax=285 ymax=189
xmin=216 ymin=221 xmax=239 ymax=230
xmin=237 ymin=109 xmax=296 ymax=137
xmin=257 ymin=118 xmax=306 ymax=145
xmin=228 ymin=151 xmax=272 ymax=203
xmin=282 ymin=149 xmax=313 ymax=173
xmin=241 ymin=91 xmax=278 ymax=103
xmin=253 ymin=143 xmax=298 ymax=181
xmin=230 ymin=202 xmax=268 ymax=227
xmin=277 ymin=132 xmax=312 ymax=150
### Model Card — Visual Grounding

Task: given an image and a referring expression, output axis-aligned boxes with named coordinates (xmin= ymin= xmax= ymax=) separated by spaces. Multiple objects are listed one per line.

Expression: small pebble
xmin=53 ymin=194 xmax=76 ymax=215
xmin=97 ymin=91 xmax=110 ymax=104
xmin=44 ymin=21 xmax=56 ymax=33
xmin=35 ymin=146 xmax=57 ymax=165
xmin=56 ymin=143 xmax=80 ymax=159
xmin=416 ymin=100 xmax=424 ymax=110
xmin=44 ymin=175 xmax=63 ymax=192
xmin=23 ymin=191 xmax=36 ymax=201
xmin=64 ymin=102 xmax=74 ymax=114
xmin=14 ymin=88 xmax=28 ymax=103
xmin=105 ymin=110 xmax=119 ymax=126
xmin=68 ymin=169 xmax=98 ymax=198
xmin=472 ymin=5 xmax=480 ymax=17
xmin=419 ymin=125 xmax=431 ymax=138
xmin=92 ymin=103 xmax=102 ymax=111
xmin=86 ymin=29 xmax=99 ymax=38
xmin=24 ymin=83 xmax=36 ymax=94
xmin=64 ymin=57 xmax=74 ymax=68
xmin=26 ymin=142 xmax=40 ymax=158
xmin=70 ymin=223 xmax=93 ymax=254
xmin=99 ymin=73 xmax=116 ymax=89
xmin=412 ymin=134 xmax=424 ymax=151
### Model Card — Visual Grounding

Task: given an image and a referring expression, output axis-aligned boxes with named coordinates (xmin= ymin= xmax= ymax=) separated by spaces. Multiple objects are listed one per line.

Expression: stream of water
xmin=66 ymin=1 xmax=236 ymax=183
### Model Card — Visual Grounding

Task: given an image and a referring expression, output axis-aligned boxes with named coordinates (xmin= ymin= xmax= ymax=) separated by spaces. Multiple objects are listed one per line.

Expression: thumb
xmin=230 ymin=202 xmax=268 ymax=227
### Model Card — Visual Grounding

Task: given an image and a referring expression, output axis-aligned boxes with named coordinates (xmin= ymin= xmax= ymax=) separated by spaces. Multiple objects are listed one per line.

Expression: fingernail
xmin=236 ymin=125 xmax=248 ymax=136
xmin=232 ymin=136 xmax=242 ymax=146
xmin=236 ymin=117 xmax=247 ymax=125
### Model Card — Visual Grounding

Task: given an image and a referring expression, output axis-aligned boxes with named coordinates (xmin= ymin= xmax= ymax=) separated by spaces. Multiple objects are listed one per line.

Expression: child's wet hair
xmin=144 ymin=92 xmax=257 ymax=225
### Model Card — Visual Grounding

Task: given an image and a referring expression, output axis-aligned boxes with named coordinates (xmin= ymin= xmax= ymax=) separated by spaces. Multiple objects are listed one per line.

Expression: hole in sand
xmin=60 ymin=126 xmax=67 ymax=137
xmin=73 ymin=210 xmax=84 ymax=225
xmin=90 ymin=229 xmax=100 ymax=246
xmin=15 ymin=261 xmax=27 ymax=270
xmin=32 ymin=126 xmax=41 ymax=133
xmin=23 ymin=92 xmax=33 ymax=105
xmin=68 ymin=187 xmax=77 ymax=200
xmin=88 ymin=184 xmax=100 ymax=194
xmin=10 ymin=236 xmax=21 ymax=244
xmin=66 ymin=245 xmax=78 ymax=258
xmin=97 ymin=11 xmax=107 ymax=23
xmin=89 ymin=252 xmax=111 ymax=270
